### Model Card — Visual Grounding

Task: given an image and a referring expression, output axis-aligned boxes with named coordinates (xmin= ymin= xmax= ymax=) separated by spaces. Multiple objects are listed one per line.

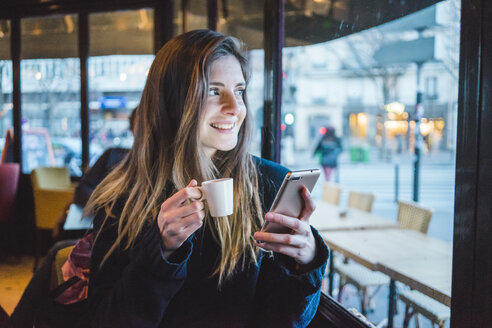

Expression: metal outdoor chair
xmin=399 ymin=289 xmax=450 ymax=328
xmin=335 ymin=200 xmax=434 ymax=317
xmin=322 ymin=182 xmax=342 ymax=205
xmin=347 ymin=191 xmax=375 ymax=213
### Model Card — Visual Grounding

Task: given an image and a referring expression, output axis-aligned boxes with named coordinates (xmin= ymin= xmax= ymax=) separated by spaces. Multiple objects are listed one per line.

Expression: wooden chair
xmin=394 ymin=200 xmax=447 ymax=327
xmin=31 ymin=167 xmax=75 ymax=271
xmin=397 ymin=200 xmax=432 ymax=233
xmin=335 ymin=200 xmax=434 ymax=317
xmin=322 ymin=183 xmax=342 ymax=205
xmin=347 ymin=191 xmax=375 ymax=213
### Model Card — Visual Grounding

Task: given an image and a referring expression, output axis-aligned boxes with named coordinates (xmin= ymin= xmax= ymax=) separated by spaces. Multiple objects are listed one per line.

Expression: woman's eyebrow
xmin=209 ymin=82 xmax=246 ymax=87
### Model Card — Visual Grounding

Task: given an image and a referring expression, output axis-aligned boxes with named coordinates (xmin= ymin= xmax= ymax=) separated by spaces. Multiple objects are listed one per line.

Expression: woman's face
xmin=199 ymin=55 xmax=247 ymax=157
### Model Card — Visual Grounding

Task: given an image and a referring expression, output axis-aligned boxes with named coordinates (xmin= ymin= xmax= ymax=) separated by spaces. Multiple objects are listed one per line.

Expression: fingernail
xmin=266 ymin=213 xmax=273 ymax=220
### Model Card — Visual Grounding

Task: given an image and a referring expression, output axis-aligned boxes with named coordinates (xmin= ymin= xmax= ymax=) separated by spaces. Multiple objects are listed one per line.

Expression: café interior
xmin=0 ymin=0 xmax=491 ymax=327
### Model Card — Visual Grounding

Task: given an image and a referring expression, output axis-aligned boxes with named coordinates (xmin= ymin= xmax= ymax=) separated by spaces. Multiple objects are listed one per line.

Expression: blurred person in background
xmin=73 ymin=108 xmax=137 ymax=208
xmin=315 ymin=126 xmax=342 ymax=182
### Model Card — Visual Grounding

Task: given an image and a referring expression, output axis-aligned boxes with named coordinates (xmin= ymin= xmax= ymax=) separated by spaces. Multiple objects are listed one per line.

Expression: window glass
xmin=173 ymin=0 xmax=183 ymax=36
xmin=20 ymin=15 xmax=81 ymax=175
xmin=216 ymin=1 xmax=265 ymax=156
xmin=0 ymin=20 xmax=12 ymax=159
xmin=187 ymin=0 xmax=208 ymax=31
xmin=88 ymin=9 xmax=154 ymax=165
xmin=281 ymin=0 xmax=460 ymax=324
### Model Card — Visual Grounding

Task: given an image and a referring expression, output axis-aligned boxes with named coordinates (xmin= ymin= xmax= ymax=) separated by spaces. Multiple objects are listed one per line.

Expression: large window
xmin=20 ymin=15 xmax=81 ymax=175
xmin=88 ymin=9 xmax=154 ymax=165
xmin=0 ymin=20 xmax=12 ymax=159
xmin=187 ymin=0 xmax=208 ymax=31
xmin=280 ymin=0 xmax=460 ymax=326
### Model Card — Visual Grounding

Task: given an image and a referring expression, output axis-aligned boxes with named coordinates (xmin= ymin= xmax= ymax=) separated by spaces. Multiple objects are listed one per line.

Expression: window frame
xmin=2 ymin=0 xmax=492 ymax=326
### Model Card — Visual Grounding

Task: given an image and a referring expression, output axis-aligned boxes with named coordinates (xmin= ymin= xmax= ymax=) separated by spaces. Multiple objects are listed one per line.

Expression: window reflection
xmin=20 ymin=15 xmax=81 ymax=175
xmin=0 ymin=20 xmax=12 ymax=159
xmin=88 ymin=9 xmax=154 ymax=165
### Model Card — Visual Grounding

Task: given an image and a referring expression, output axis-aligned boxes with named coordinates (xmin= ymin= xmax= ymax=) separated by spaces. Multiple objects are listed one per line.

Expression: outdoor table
xmin=310 ymin=201 xmax=400 ymax=297
xmin=310 ymin=202 xmax=400 ymax=232
xmin=320 ymin=229 xmax=452 ymax=328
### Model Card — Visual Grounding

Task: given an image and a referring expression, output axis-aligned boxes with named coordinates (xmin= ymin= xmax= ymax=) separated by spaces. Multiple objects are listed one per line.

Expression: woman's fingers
xmin=162 ymin=199 xmax=204 ymax=223
xmin=157 ymin=179 xmax=206 ymax=253
xmin=254 ymin=230 xmax=305 ymax=248
xmin=254 ymin=232 xmax=316 ymax=265
xmin=254 ymin=241 xmax=311 ymax=261
xmin=160 ymin=210 xmax=205 ymax=250
xmin=254 ymin=192 xmax=317 ymax=265
xmin=162 ymin=180 xmax=201 ymax=209
xmin=299 ymin=187 xmax=316 ymax=222
xmin=163 ymin=210 xmax=205 ymax=237
xmin=262 ymin=212 xmax=310 ymax=234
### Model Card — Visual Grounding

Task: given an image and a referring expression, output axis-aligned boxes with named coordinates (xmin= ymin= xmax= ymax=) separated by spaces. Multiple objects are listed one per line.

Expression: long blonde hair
xmin=85 ymin=30 xmax=264 ymax=284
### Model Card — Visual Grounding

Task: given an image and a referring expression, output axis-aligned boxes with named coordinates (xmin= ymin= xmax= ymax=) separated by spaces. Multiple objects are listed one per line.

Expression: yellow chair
xmin=335 ymin=200 xmax=433 ymax=316
xmin=322 ymin=182 xmax=342 ymax=205
xmin=51 ymin=244 xmax=75 ymax=289
xmin=347 ymin=191 xmax=375 ymax=213
xmin=31 ymin=167 xmax=75 ymax=270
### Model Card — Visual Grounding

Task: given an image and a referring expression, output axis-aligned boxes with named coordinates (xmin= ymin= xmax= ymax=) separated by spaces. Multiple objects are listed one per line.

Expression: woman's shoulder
xmin=105 ymin=147 xmax=130 ymax=166
xmin=251 ymin=155 xmax=289 ymax=183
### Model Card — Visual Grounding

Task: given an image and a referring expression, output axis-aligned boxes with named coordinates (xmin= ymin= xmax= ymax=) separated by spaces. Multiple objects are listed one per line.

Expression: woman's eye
xmin=235 ymin=89 xmax=244 ymax=96
xmin=208 ymin=88 xmax=220 ymax=96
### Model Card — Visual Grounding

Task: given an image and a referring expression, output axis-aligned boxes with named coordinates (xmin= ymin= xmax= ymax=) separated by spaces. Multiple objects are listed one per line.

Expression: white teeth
xmin=211 ymin=123 xmax=235 ymax=130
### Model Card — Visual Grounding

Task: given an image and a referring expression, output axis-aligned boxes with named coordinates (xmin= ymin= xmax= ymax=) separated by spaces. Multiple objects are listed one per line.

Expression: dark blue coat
xmin=85 ymin=156 xmax=329 ymax=328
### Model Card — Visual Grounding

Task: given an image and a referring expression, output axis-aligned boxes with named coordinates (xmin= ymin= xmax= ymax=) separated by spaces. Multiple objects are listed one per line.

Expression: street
xmin=288 ymin=149 xmax=456 ymax=243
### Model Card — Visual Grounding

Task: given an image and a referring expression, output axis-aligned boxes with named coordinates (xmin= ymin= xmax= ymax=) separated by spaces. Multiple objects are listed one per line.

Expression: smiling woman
xmin=80 ymin=29 xmax=329 ymax=327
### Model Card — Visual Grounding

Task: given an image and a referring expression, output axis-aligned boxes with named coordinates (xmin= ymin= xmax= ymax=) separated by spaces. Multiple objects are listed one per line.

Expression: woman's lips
xmin=210 ymin=122 xmax=236 ymax=131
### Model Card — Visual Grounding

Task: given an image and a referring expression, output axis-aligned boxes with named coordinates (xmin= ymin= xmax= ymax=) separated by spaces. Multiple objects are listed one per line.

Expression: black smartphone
xmin=260 ymin=169 xmax=320 ymax=234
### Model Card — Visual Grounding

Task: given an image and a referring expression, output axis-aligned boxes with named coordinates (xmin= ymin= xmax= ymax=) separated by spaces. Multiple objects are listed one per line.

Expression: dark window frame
xmin=2 ymin=0 xmax=492 ymax=326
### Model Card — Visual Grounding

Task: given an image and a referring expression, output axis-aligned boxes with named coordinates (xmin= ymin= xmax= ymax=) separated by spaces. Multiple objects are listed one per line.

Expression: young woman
xmin=84 ymin=29 xmax=329 ymax=328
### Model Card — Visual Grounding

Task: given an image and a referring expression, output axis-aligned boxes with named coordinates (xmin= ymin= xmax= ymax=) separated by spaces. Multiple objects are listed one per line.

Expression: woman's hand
xmin=253 ymin=187 xmax=317 ymax=266
xmin=157 ymin=180 xmax=204 ymax=258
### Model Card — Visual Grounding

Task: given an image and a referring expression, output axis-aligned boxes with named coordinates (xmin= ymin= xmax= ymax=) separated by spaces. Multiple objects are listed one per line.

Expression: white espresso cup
xmin=196 ymin=178 xmax=233 ymax=217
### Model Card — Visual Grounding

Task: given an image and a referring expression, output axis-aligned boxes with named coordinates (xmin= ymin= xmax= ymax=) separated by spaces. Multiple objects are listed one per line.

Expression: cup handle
xmin=193 ymin=186 xmax=206 ymax=202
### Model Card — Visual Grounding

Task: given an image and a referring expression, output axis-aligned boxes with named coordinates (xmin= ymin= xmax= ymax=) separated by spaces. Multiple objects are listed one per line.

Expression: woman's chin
xmin=214 ymin=143 xmax=238 ymax=153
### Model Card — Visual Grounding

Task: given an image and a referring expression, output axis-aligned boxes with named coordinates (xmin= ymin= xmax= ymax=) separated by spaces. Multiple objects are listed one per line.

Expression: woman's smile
xmin=210 ymin=121 xmax=236 ymax=132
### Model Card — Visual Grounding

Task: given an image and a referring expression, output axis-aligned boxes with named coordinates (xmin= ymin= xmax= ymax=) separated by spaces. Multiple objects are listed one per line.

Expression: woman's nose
xmin=221 ymin=92 xmax=240 ymax=115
